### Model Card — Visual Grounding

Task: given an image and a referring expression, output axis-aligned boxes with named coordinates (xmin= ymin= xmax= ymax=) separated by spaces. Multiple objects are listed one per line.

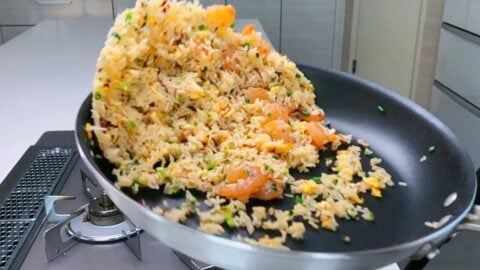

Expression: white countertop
xmin=0 ymin=20 xmax=110 ymax=181
xmin=0 ymin=19 xmax=267 ymax=182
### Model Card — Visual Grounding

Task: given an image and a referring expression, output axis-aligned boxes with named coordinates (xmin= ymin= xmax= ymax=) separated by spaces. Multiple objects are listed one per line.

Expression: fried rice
xmin=88 ymin=0 xmax=394 ymax=249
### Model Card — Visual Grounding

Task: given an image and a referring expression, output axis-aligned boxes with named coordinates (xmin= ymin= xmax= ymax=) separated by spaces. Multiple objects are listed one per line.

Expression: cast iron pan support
xmin=404 ymin=167 xmax=480 ymax=270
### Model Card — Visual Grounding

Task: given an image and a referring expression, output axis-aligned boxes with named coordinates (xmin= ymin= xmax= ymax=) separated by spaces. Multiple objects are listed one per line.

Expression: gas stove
xmin=0 ymin=131 xmax=477 ymax=270
xmin=0 ymin=131 xmax=214 ymax=270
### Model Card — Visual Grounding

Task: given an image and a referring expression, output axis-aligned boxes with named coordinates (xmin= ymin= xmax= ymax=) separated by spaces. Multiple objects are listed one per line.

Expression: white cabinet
xmin=436 ymin=28 xmax=480 ymax=108
xmin=430 ymin=85 xmax=480 ymax=168
xmin=443 ymin=0 xmax=480 ymax=36
xmin=199 ymin=0 xmax=225 ymax=7
xmin=466 ymin=0 xmax=480 ymax=36
xmin=0 ymin=0 xmax=112 ymax=25
xmin=226 ymin=0 xmax=281 ymax=50
xmin=443 ymin=0 xmax=469 ymax=28
xmin=282 ymin=0 xmax=336 ymax=67
xmin=112 ymin=0 xmax=135 ymax=16
xmin=1 ymin=26 xmax=31 ymax=43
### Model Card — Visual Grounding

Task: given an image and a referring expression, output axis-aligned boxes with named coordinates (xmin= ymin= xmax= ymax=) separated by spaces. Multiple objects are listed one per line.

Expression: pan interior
xmin=76 ymin=65 xmax=476 ymax=253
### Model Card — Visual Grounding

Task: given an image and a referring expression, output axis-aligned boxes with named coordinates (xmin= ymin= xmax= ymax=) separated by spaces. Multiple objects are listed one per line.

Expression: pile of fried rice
xmin=88 ymin=0 xmax=394 ymax=249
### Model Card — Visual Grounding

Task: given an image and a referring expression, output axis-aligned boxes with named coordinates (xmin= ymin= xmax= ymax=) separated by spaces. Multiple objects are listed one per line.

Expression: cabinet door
xmin=226 ymin=0 xmax=281 ymax=50
xmin=436 ymin=28 xmax=480 ymax=108
xmin=466 ymin=0 xmax=480 ymax=36
xmin=112 ymin=0 xmax=135 ymax=16
xmin=0 ymin=0 xmax=112 ymax=25
xmin=199 ymin=0 xmax=225 ymax=7
xmin=282 ymin=0 xmax=336 ymax=67
xmin=443 ymin=0 xmax=469 ymax=28
xmin=1 ymin=26 xmax=31 ymax=43
xmin=430 ymin=84 xmax=480 ymax=168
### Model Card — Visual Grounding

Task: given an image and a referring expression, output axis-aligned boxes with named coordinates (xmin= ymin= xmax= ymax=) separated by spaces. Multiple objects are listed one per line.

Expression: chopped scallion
xmin=295 ymin=196 xmax=303 ymax=205
xmin=364 ymin=148 xmax=373 ymax=155
xmin=198 ymin=24 xmax=205 ymax=30
xmin=206 ymin=160 xmax=216 ymax=170
xmin=377 ymin=105 xmax=385 ymax=114
xmin=243 ymin=168 xmax=252 ymax=176
xmin=128 ymin=120 xmax=136 ymax=128
xmin=118 ymin=81 xmax=129 ymax=91
xmin=295 ymin=73 xmax=301 ymax=79
xmin=186 ymin=191 xmax=198 ymax=206
xmin=94 ymin=91 xmax=102 ymax=100
xmin=311 ymin=176 xmax=321 ymax=184
xmin=244 ymin=96 xmax=250 ymax=103
xmin=225 ymin=214 xmax=236 ymax=228
xmin=125 ymin=12 xmax=133 ymax=22
xmin=301 ymin=110 xmax=311 ymax=116
xmin=286 ymin=89 xmax=292 ymax=97
xmin=270 ymin=182 xmax=277 ymax=191
xmin=112 ymin=32 xmax=122 ymax=41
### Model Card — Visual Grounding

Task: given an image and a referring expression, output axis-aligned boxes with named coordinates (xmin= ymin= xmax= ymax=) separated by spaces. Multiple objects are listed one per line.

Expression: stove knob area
xmin=87 ymin=192 xmax=125 ymax=226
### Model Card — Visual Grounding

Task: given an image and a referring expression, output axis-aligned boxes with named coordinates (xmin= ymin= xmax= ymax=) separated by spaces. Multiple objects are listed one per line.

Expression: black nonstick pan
xmin=75 ymin=65 xmax=479 ymax=270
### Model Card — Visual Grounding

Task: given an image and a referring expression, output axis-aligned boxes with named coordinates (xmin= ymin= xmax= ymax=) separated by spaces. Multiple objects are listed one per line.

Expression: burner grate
xmin=0 ymin=147 xmax=75 ymax=270
xmin=16 ymin=149 xmax=73 ymax=193
xmin=0 ymin=221 xmax=32 ymax=269
xmin=0 ymin=191 xmax=46 ymax=220
xmin=0 ymin=149 xmax=73 ymax=221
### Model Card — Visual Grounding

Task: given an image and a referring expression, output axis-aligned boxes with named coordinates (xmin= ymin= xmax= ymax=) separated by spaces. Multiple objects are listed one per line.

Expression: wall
xmin=0 ymin=0 xmax=345 ymax=69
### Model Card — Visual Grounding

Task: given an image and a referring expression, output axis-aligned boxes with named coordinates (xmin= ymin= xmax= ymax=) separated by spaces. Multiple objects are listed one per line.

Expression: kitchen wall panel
xmin=1 ymin=26 xmax=31 ymax=43
xmin=466 ymin=0 xmax=480 ymax=36
xmin=0 ymin=0 xmax=112 ymax=25
xmin=443 ymin=0 xmax=469 ymax=28
xmin=200 ymin=0 xmax=225 ymax=7
xmin=112 ymin=0 xmax=135 ymax=16
xmin=436 ymin=27 xmax=480 ymax=108
xmin=227 ymin=0 xmax=281 ymax=50
xmin=282 ymin=0 xmax=336 ymax=67
xmin=430 ymin=85 xmax=480 ymax=168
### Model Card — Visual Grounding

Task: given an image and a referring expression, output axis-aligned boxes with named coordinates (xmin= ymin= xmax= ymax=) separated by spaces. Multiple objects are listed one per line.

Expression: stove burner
xmin=43 ymin=193 xmax=141 ymax=261
xmin=87 ymin=193 xmax=125 ymax=226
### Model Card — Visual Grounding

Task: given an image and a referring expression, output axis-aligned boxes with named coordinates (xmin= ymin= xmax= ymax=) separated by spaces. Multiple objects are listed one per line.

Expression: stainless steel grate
xmin=16 ymin=149 xmax=73 ymax=193
xmin=0 ymin=191 xmax=45 ymax=220
xmin=0 ymin=221 xmax=32 ymax=269
xmin=0 ymin=148 xmax=74 ymax=270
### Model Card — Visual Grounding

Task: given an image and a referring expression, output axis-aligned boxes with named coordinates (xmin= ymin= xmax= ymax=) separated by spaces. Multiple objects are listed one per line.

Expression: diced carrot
xmin=258 ymin=40 xmax=271 ymax=55
xmin=219 ymin=165 xmax=268 ymax=199
xmin=306 ymin=122 xmax=330 ymax=148
xmin=241 ymin=23 xmax=255 ymax=35
xmin=245 ymin=87 xmax=269 ymax=102
xmin=263 ymin=120 xmax=294 ymax=143
xmin=265 ymin=103 xmax=289 ymax=122
xmin=300 ymin=111 xmax=325 ymax=122
xmin=205 ymin=5 xmax=236 ymax=29
xmin=251 ymin=180 xmax=283 ymax=201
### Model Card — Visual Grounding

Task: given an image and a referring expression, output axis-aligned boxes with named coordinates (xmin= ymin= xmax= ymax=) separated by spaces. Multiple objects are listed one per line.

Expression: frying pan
xmin=75 ymin=65 xmax=479 ymax=269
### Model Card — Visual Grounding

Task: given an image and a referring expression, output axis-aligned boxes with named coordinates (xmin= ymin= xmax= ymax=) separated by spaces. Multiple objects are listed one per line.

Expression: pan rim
xmin=75 ymin=64 xmax=477 ymax=261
